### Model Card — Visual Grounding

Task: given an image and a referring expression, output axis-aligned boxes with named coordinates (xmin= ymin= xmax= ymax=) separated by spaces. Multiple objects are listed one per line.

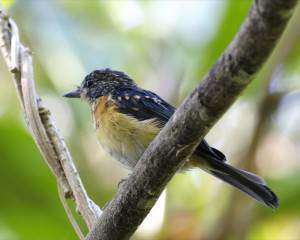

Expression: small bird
xmin=64 ymin=68 xmax=278 ymax=209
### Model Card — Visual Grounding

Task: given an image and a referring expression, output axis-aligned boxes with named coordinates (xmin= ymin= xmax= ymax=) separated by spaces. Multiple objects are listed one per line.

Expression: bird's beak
xmin=63 ymin=88 xmax=81 ymax=98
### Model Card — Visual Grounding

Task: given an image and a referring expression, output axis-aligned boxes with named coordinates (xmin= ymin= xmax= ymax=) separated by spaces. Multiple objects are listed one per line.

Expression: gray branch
xmin=0 ymin=10 xmax=102 ymax=238
xmin=86 ymin=1 xmax=297 ymax=239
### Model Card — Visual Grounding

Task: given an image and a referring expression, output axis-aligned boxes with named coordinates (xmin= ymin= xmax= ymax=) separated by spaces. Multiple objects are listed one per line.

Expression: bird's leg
xmin=103 ymin=174 xmax=132 ymax=209
xmin=117 ymin=173 xmax=131 ymax=189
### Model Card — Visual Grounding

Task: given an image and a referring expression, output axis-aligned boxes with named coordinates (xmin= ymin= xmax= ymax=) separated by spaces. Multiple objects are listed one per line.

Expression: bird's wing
xmin=114 ymin=87 xmax=226 ymax=162
xmin=115 ymin=88 xmax=175 ymax=127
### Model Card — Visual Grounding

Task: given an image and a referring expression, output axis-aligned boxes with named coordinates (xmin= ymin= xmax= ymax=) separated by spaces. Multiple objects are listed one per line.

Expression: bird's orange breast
xmin=93 ymin=96 xmax=160 ymax=169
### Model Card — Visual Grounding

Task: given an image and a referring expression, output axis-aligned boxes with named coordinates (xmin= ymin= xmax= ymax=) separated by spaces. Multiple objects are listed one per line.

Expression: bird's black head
xmin=64 ymin=68 xmax=136 ymax=103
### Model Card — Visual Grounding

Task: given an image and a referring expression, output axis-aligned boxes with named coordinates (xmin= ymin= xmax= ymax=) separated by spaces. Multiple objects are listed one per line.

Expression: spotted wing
xmin=114 ymin=87 xmax=226 ymax=162
xmin=115 ymin=88 xmax=175 ymax=127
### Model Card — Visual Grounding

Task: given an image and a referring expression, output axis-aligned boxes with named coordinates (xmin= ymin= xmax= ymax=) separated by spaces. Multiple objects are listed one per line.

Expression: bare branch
xmin=58 ymin=183 xmax=85 ymax=240
xmin=86 ymin=1 xmax=298 ymax=239
xmin=0 ymin=9 xmax=101 ymax=236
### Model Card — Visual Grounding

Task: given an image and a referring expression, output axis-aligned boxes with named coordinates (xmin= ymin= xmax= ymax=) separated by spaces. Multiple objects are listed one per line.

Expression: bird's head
xmin=64 ymin=68 xmax=136 ymax=103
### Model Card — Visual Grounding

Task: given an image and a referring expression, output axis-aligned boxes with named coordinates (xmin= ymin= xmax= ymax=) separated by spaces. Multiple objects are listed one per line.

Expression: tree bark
xmin=86 ymin=1 xmax=297 ymax=239
xmin=211 ymin=4 xmax=300 ymax=239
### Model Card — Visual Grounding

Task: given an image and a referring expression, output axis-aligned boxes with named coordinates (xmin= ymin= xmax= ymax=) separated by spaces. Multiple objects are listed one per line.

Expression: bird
xmin=64 ymin=68 xmax=279 ymax=209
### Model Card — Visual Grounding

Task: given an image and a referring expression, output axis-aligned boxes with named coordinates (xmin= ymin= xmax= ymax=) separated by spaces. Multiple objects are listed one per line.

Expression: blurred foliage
xmin=1 ymin=1 xmax=300 ymax=240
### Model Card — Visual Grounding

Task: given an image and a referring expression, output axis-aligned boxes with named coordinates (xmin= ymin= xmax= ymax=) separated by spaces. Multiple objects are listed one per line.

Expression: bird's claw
xmin=117 ymin=174 xmax=131 ymax=188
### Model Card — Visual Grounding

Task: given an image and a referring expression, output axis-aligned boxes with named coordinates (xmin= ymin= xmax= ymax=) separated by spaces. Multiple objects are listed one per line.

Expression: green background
xmin=1 ymin=1 xmax=300 ymax=239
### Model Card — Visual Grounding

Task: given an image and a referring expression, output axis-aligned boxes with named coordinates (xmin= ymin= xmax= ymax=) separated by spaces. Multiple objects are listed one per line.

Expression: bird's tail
xmin=200 ymin=158 xmax=279 ymax=209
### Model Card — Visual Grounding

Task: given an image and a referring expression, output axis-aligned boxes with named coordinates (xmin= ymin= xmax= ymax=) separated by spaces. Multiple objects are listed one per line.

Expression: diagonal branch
xmin=86 ymin=1 xmax=297 ymax=239
xmin=211 ymin=4 xmax=300 ymax=238
xmin=0 ymin=9 xmax=101 ymax=237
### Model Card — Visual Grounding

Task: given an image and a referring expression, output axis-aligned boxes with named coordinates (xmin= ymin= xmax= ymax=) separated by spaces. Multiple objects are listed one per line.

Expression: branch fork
xmin=0 ymin=10 xmax=101 ymax=239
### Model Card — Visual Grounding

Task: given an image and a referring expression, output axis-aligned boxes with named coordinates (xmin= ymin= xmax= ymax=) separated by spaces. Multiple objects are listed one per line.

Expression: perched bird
xmin=64 ymin=68 xmax=279 ymax=209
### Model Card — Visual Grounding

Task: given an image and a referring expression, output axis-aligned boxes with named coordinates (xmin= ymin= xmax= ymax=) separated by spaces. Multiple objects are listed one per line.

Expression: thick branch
xmin=0 ymin=10 xmax=101 ymax=235
xmin=211 ymin=4 xmax=300 ymax=238
xmin=87 ymin=1 xmax=297 ymax=239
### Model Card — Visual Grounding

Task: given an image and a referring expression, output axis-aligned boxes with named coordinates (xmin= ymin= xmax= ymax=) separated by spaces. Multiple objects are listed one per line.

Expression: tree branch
xmin=86 ymin=1 xmax=297 ymax=239
xmin=211 ymin=4 xmax=300 ymax=238
xmin=0 ymin=9 xmax=101 ymax=237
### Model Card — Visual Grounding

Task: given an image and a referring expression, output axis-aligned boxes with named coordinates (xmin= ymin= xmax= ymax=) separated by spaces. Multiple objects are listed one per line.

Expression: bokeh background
xmin=1 ymin=0 xmax=300 ymax=239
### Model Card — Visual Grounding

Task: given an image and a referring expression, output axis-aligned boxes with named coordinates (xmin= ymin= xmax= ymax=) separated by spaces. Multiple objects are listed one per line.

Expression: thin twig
xmin=39 ymin=103 xmax=102 ymax=227
xmin=0 ymin=9 xmax=101 ymax=238
xmin=20 ymin=45 xmax=71 ymax=194
xmin=58 ymin=182 xmax=85 ymax=240
xmin=8 ymin=18 xmax=19 ymax=72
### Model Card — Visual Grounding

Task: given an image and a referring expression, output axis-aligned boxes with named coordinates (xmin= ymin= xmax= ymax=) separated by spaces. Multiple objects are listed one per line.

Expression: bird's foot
xmin=117 ymin=174 xmax=131 ymax=189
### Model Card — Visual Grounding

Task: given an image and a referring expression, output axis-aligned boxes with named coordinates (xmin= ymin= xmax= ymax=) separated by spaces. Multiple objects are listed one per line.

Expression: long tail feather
xmin=202 ymin=159 xmax=279 ymax=209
